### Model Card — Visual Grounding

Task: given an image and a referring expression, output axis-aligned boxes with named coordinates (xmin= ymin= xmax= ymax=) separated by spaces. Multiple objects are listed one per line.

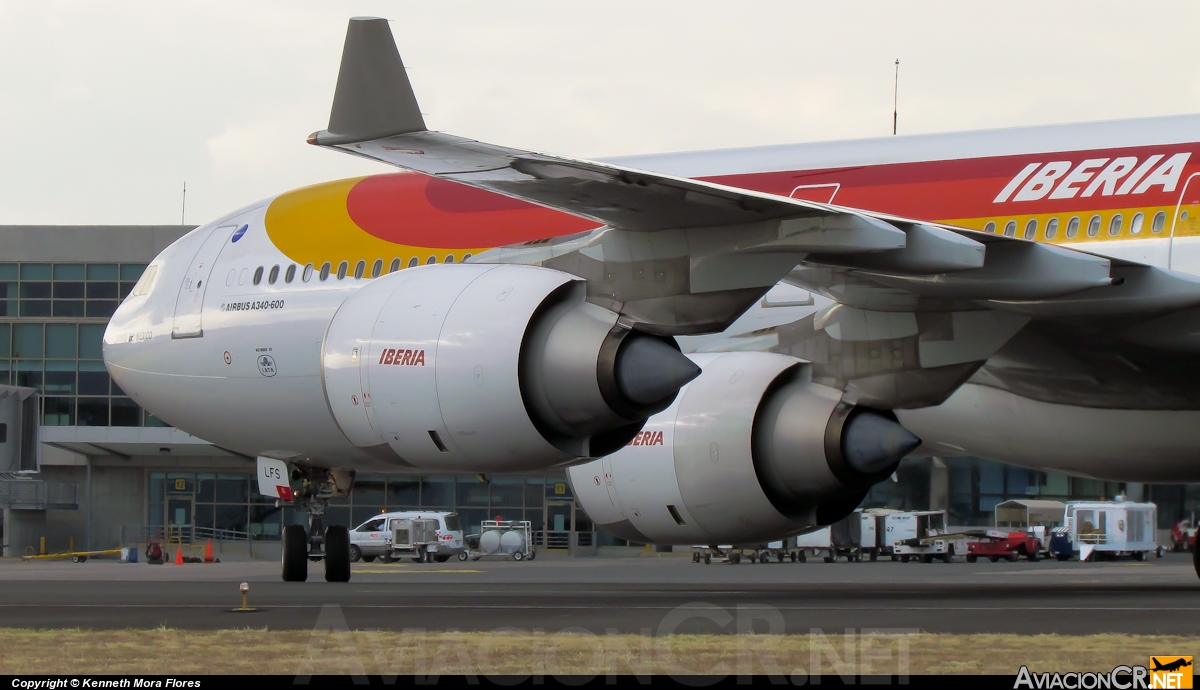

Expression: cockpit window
xmin=129 ymin=265 xmax=159 ymax=297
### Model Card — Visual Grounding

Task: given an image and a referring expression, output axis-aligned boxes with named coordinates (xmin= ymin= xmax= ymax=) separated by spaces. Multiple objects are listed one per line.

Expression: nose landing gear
xmin=280 ymin=466 xmax=355 ymax=583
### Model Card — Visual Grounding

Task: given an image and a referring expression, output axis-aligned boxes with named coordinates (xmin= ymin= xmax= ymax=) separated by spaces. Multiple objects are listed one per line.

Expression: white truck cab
xmin=349 ymin=511 xmax=464 ymax=563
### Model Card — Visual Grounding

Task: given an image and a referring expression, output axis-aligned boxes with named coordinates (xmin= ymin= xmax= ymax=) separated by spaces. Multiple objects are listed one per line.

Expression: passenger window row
xmin=983 ymin=211 xmax=1167 ymax=241
xmin=226 ymin=253 xmax=473 ymax=288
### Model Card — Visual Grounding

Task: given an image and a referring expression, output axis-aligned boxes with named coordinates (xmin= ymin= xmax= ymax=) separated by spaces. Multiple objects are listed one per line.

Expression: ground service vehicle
xmin=966 ymin=530 xmax=1044 ymax=563
xmin=349 ymin=511 xmax=464 ymax=563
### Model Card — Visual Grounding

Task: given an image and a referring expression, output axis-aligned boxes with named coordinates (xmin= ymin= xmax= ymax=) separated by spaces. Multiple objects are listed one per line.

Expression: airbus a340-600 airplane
xmin=103 ymin=18 xmax=1200 ymax=582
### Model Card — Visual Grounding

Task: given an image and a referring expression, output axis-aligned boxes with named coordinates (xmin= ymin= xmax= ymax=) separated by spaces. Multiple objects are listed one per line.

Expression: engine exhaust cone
xmin=842 ymin=411 xmax=921 ymax=475
xmin=615 ymin=336 xmax=702 ymax=405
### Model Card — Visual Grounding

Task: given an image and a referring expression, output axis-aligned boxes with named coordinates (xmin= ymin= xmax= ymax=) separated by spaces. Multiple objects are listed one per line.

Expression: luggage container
xmin=391 ymin=517 xmax=441 ymax=563
xmin=1056 ymin=501 xmax=1162 ymax=561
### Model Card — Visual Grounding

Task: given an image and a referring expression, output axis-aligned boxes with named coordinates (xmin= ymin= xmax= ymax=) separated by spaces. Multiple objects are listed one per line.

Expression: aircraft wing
xmin=310 ymin=18 xmax=1200 ymax=411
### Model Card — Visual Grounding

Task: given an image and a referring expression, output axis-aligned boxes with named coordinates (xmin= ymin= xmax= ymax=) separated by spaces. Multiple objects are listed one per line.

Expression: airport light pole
xmin=893 ymin=59 xmax=900 ymax=136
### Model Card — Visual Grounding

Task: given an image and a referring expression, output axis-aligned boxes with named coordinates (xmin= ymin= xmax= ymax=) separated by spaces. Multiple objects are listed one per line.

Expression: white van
xmin=349 ymin=511 xmax=464 ymax=562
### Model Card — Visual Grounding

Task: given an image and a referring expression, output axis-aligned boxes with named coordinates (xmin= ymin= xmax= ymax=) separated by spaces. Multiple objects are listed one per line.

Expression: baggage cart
xmin=391 ymin=517 xmax=441 ymax=563
xmin=887 ymin=510 xmax=955 ymax=563
xmin=469 ymin=520 xmax=535 ymax=561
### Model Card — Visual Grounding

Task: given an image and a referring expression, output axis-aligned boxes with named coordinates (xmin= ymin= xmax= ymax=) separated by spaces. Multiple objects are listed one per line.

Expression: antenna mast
xmin=893 ymin=59 xmax=900 ymax=135
xmin=181 ymin=182 xmax=187 ymax=225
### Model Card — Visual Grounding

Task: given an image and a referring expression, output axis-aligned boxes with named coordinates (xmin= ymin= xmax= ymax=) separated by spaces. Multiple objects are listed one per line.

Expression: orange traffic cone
xmin=204 ymin=539 xmax=215 ymax=564
xmin=174 ymin=546 xmax=184 ymax=565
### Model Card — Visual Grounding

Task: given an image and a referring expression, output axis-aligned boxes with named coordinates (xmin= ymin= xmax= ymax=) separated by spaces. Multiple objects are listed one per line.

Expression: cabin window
xmin=1023 ymin=219 xmax=1038 ymax=240
xmin=1045 ymin=218 xmax=1059 ymax=240
xmin=337 ymin=261 xmax=348 ymax=280
xmin=1087 ymin=215 xmax=1101 ymax=237
xmin=389 ymin=258 xmax=401 ymax=273
xmin=1066 ymin=216 xmax=1081 ymax=238
xmin=426 ymin=256 xmax=437 ymax=265
xmin=983 ymin=221 xmax=996 ymax=233
xmin=463 ymin=253 xmax=472 ymax=262
xmin=319 ymin=262 xmax=331 ymax=281
xmin=302 ymin=263 xmax=314 ymax=282
xmin=444 ymin=255 xmax=455 ymax=264
xmin=371 ymin=259 xmax=383 ymax=278
xmin=1003 ymin=221 xmax=1017 ymax=237
xmin=267 ymin=265 xmax=280 ymax=285
xmin=408 ymin=258 xmax=419 ymax=268
xmin=238 ymin=268 xmax=248 ymax=286
xmin=1153 ymin=211 xmax=1167 ymax=233
xmin=1130 ymin=212 xmax=1145 ymax=235
xmin=284 ymin=264 xmax=296 ymax=283
xmin=225 ymin=269 xmax=235 ymax=287
xmin=1108 ymin=214 xmax=1123 ymax=236
xmin=252 ymin=266 xmax=264 ymax=286
xmin=353 ymin=260 xmax=365 ymax=279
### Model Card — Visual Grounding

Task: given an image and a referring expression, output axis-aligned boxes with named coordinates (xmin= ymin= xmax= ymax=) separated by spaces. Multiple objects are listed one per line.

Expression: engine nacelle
xmin=322 ymin=264 xmax=699 ymax=471
xmin=568 ymin=351 xmax=919 ymax=544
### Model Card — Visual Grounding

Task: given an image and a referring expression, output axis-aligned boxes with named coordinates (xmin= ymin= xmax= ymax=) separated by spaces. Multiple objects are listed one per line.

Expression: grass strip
xmin=0 ymin=629 xmax=1196 ymax=676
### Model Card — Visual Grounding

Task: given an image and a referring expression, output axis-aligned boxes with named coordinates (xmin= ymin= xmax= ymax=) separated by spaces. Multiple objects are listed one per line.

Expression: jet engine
xmin=322 ymin=263 xmax=700 ymax=471
xmin=568 ymin=351 xmax=920 ymax=544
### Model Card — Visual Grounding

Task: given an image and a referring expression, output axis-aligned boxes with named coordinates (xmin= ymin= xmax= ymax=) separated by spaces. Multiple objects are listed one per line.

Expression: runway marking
xmin=352 ymin=569 xmax=482 ymax=574
xmin=1 ymin=604 xmax=1198 ymax=612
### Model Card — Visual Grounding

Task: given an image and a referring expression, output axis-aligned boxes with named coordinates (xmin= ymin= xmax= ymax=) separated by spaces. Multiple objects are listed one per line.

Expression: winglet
xmin=309 ymin=17 xmax=426 ymax=146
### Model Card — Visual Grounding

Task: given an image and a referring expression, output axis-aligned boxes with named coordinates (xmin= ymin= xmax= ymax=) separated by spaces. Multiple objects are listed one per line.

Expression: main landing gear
xmin=281 ymin=466 xmax=356 ymax=583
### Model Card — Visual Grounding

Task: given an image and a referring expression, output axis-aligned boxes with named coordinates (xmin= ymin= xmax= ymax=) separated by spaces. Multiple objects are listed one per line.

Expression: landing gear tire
xmin=349 ymin=545 xmax=362 ymax=563
xmin=324 ymin=525 xmax=351 ymax=583
xmin=282 ymin=524 xmax=309 ymax=582
xmin=798 ymin=551 xmax=807 ymax=563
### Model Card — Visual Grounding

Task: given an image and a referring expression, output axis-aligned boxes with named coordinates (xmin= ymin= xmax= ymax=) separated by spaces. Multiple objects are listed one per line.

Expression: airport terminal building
xmin=1 ymin=224 xmax=1197 ymax=557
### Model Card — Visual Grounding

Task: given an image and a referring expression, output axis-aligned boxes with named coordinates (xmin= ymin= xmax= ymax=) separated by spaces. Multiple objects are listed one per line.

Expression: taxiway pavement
xmin=1 ymin=553 xmax=1197 ymax=634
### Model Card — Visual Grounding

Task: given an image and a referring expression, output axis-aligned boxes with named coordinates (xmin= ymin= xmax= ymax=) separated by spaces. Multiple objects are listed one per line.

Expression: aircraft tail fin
xmin=311 ymin=17 xmax=426 ymax=146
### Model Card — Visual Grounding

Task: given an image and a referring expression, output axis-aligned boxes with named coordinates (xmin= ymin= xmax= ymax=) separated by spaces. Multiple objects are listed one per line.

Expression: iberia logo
xmin=994 ymin=153 xmax=1191 ymax=203
xmin=1151 ymin=657 xmax=1193 ymax=689
xmin=627 ymin=430 xmax=664 ymax=447
xmin=378 ymin=348 xmax=425 ymax=366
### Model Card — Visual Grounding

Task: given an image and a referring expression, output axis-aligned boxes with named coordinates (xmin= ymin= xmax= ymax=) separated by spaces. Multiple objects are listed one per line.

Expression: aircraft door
xmin=172 ymin=224 xmax=237 ymax=338
xmin=1169 ymin=173 xmax=1200 ymax=275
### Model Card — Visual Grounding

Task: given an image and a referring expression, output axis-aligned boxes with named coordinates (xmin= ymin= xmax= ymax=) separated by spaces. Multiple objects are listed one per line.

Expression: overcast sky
xmin=2 ymin=1 xmax=1198 ymax=226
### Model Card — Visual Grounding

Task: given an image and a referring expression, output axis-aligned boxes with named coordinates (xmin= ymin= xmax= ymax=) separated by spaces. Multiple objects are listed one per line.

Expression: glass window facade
xmin=148 ymin=472 xmax=550 ymax=541
xmin=0 ymin=262 xmax=160 ymax=426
